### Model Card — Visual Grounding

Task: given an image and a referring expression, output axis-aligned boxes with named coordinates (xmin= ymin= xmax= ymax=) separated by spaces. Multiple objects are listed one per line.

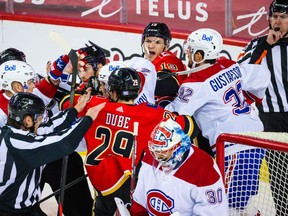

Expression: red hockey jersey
xmin=82 ymin=97 xmax=198 ymax=196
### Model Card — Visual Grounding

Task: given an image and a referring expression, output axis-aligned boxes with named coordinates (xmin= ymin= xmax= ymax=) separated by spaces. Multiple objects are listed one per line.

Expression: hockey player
xmin=0 ymin=49 xmax=94 ymax=216
xmin=98 ymin=61 xmax=128 ymax=96
xmin=0 ymin=91 xmax=105 ymax=216
xmin=72 ymin=67 xmax=199 ymax=216
xmin=0 ymin=58 xmax=65 ymax=126
xmin=130 ymin=118 xmax=228 ymax=215
xmin=0 ymin=47 xmax=27 ymax=65
xmin=165 ymin=28 xmax=271 ymax=215
xmin=237 ymin=0 xmax=288 ymax=214
xmin=81 ymin=57 xmax=156 ymax=104
xmin=141 ymin=22 xmax=187 ymax=107
xmin=182 ymin=28 xmax=226 ymax=157
xmin=76 ymin=41 xmax=106 ymax=92
xmin=40 ymin=42 xmax=106 ymax=216
xmin=125 ymin=57 xmax=156 ymax=104
xmin=141 ymin=22 xmax=186 ymax=81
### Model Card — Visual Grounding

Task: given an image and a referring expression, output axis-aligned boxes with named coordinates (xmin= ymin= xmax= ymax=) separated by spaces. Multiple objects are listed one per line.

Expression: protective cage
xmin=216 ymin=132 xmax=288 ymax=216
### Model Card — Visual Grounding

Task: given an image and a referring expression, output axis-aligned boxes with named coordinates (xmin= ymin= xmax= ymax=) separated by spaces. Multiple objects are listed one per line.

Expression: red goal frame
xmin=216 ymin=132 xmax=288 ymax=182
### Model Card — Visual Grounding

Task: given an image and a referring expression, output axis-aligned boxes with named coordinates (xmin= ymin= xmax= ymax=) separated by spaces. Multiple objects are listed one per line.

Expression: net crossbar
xmin=216 ymin=132 xmax=288 ymax=216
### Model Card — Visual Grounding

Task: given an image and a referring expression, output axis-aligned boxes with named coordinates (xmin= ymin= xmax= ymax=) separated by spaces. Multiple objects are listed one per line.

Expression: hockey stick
xmin=39 ymin=174 xmax=88 ymax=204
xmin=48 ymin=31 xmax=80 ymax=215
xmin=157 ymin=64 xmax=210 ymax=80
xmin=49 ymin=31 xmax=71 ymax=54
xmin=58 ymin=49 xmax=78 ymax=216
xmin=130 ymin=122 xmax=139 ymax=201
xmin=114 ymin=122 xmax=139 ymax=215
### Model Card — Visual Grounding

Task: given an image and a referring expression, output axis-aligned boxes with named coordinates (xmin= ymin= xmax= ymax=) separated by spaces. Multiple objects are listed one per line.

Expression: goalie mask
xmin=0 ymin=48 xmax=26 ymax=65
xmin=8 ymin=92 xmax=45 ymax=126
xmin=183 ymin=28 xmax=223 ymax=64
xmin=148 ymin=118 xmax=191 ymax=173
xmin=0 ymin=60 xmax=35 ymax=92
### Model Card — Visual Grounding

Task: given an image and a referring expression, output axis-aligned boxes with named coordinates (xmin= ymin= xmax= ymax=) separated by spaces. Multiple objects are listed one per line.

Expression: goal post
xmin=215 ymin=132 xmax=288 ymax=216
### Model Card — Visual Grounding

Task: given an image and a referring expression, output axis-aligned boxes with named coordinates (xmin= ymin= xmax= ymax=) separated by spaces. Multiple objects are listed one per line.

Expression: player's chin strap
xmin=157 ymin=63 xmax=211 ymax=81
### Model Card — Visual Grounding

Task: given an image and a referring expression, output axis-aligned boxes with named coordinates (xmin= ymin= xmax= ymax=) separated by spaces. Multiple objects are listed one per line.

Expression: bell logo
xmin=202 ymin=34 xmax=213 ymax=41
xmin=108 ymin=65 xmax=120 ymax=71
xmin=4 ymin=65 xmax=16 ymax=71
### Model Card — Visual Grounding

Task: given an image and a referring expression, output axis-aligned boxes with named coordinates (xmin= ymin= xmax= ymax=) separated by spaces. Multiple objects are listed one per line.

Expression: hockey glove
xmin=77 ymin=49 xmax=89 ymax=70
xmin=49 ymin=54 xmax=70 ymax=82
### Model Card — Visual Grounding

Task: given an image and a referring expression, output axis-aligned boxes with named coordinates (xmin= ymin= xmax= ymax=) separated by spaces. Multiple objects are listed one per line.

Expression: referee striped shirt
xmin=238 ymin=36 xmax=288 ymax=113
xmin=0 ymin=108 xmax=92 ymax=212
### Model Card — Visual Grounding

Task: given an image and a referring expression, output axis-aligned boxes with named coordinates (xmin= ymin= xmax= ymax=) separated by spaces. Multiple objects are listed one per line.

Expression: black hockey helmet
xmin=8 ymin=92 xmax=45 ymax=124
xmin=0 ymin=48 xmax=26 ymax=65
xmin=107 ymin=67 xmax=141 ymax=101
xmin=78 ymin=41 xmax=106 ymax=71
xmin=269 ymin=0 xmax=288 ymax=17
xmin=141 ymin=22 xmax=172 ymax=46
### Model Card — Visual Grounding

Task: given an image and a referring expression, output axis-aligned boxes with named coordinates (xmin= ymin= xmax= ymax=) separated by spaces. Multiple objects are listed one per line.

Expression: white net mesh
xmin=217 ymin=132 xmax=288 ymax=216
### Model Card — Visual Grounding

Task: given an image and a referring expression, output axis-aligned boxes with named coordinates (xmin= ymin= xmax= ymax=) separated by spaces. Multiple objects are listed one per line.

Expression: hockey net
xmin=216 ymin=132 xmax=288 ymax=216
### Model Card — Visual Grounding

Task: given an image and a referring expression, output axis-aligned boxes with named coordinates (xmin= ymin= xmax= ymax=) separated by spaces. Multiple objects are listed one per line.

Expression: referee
xmin=237 ymin=0 xmax=288 ymax=215
xmin=0 ymin=92 xmax=104 ymax=216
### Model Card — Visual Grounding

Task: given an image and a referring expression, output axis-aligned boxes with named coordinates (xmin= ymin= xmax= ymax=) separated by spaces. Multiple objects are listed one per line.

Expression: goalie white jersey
xmin=165 ymin=58 xmax=270 ymax=150
xmin=130 ymin=147 xmax=228 ymax=215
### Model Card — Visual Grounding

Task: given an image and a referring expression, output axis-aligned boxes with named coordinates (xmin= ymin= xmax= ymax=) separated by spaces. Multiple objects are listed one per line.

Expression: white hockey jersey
xmin=165 ymin=58 xmax=270 ymax=151
xmin=131 ymin=146 xmax=228 ymax=216
xmin=125 ymin=57 xmax=156 ymax=105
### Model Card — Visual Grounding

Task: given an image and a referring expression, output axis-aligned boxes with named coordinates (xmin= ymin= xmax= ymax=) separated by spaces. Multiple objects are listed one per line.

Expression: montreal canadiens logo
xmin=147 ymin=190 xmax=174 ymax=215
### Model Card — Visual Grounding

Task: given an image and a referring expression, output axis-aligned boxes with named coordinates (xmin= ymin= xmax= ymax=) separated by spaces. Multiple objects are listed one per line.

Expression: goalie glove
xmin=49 ymin=54 xmax=71 ymax=82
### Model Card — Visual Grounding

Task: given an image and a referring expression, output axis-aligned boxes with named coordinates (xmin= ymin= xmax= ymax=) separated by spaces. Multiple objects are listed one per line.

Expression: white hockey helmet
xmin=183 ymin=28 xmax=223 ymax=63
xmin=0 ymin=60 xmax=35 ymax=91
xmin=148 ymin=118 xmax=191 ymax=172
xmin=98 ymin=61 xmax=127 ymax=84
